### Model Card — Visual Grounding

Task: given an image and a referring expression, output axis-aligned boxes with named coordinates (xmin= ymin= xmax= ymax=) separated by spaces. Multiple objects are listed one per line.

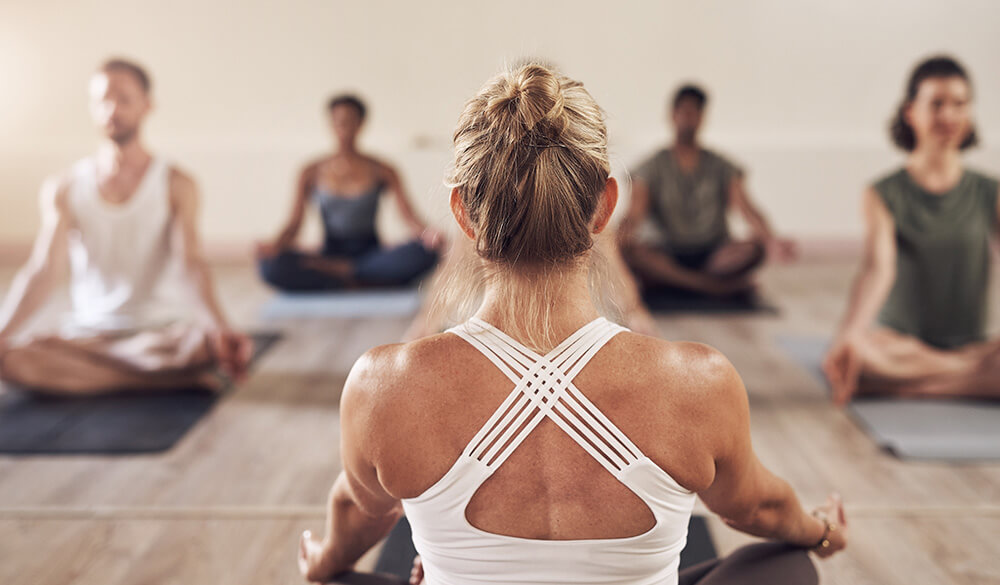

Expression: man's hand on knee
xmin=208 ymin=329 xmax=254 ymax=381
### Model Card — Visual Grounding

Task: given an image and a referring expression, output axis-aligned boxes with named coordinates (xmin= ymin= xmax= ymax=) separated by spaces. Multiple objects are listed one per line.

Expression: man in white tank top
xmin=0 ymin=58 xmax=252 ymax=394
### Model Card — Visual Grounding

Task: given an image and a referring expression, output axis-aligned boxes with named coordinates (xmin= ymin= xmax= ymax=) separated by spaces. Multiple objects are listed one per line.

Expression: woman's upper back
xmin=348 ymin=318 xmax=741 ymax=584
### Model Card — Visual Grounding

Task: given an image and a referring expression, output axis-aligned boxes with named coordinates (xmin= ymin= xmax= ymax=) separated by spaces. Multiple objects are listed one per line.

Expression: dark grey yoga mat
xmin=371 ymin=515 xmax=718 ymax=581
xmin=0 ymin=331 xmax=281 ymax=455
xmin=776 ymin=334 xmax=1000 ymax=461
xmin=642 ymin=288 xmax=778 ymax=315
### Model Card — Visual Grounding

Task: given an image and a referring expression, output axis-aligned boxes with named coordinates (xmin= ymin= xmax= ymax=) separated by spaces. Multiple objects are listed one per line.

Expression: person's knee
xmin=619 ymin=241 xmax=663 ymax=274
xmin=726 ymin=542 xmax=818 ymax=584
xmin=0 ymin=345 xmax=63 ymax=390
xmin=733 ymin=239 xmax=766 ymax=269
xmin=358 ymin=241 xmax=439 ymax=285
xmin=0 ymin=345 xmax=30 ymax=384
xmin=258 ymin=253 xmax=315 ymax=291
xmin=257 ymin=255 xmax=287 ymax=287
xmin=618 ymin=240 xmax=644 ymax=263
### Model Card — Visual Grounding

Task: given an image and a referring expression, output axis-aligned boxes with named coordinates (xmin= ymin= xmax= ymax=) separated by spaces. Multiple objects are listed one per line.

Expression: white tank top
xmin=65 ymin=156 xmax=177 ymax=332
xmin=401 ymin=317 xmax=697 ymax=585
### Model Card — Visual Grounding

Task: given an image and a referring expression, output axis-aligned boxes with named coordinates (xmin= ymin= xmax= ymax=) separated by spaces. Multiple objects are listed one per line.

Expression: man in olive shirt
xmin=620 ymin=85 xmax=795 ymax=297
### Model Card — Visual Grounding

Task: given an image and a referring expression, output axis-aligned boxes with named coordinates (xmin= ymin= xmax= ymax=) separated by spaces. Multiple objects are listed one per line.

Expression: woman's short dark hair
xmin=327 ymin=94 xmax=366 ymax=120
xmin=890 ymin=55 xmax=978 ymax=151
xmin=671 ymin=84 xmax=708 ymax=111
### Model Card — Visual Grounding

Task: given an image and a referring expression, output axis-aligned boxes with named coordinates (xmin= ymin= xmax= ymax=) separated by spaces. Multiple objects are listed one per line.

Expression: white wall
xmin=2 ymin=0 xmax=998 ymax=254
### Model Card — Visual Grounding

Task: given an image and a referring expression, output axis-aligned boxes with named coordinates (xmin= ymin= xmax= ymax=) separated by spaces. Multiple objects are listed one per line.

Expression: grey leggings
xmin=332 ymin=542 xmax=818 ymax=585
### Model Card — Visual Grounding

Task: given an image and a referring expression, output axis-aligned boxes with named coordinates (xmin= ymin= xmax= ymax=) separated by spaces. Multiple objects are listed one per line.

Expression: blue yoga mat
xmin=776 ymin=334 xmax=1000 ymax=461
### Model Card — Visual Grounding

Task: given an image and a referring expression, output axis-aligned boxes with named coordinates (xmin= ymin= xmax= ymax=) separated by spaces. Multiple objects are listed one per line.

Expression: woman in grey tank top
xmin=825 ymin=56 xmax=1000 ymax=404
xmin=256 ymin=94 xmax=443 ymax=291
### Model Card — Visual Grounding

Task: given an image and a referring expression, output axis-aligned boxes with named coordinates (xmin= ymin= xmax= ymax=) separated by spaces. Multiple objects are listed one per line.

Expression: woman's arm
xmin=833 ymin=187 xmax=897 ymax=338
xmin=380 ymin=162 xmax=444 ymax=250
xmin=822 ymin=187 xmax=897 ymax=404
xmin=697 ymin=352 xmax=847 ymax=555
xmin=259 ymin=163 xmax=315 ymax=256
xmin=993 ymin=184 xmax=1000 ymax=249
xmin=299 ymin=349 xmax=404 ymax=582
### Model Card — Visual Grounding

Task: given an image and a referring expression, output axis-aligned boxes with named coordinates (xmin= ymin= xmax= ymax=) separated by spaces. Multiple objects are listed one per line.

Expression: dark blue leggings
xmin=258 ymin=238 xmax=438 ymax=292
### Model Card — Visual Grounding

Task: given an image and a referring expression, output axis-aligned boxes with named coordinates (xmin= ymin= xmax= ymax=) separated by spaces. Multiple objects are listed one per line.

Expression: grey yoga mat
xmin=775 ymin=334 xmax=1000 ymax=461
xmin=369 ymin=515 xmax=718 ymax=582
xmin=260 ymin=289 xmax=422 ymax=320
xmin=0 ymin=331 xmax=282 ymax=455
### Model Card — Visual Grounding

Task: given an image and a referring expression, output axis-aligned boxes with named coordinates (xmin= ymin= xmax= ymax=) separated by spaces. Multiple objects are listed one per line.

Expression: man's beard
xmin=108 ymin=126 xmax=138 ymax=146
xmin=676 ymin=129 xmax=697 ymax=145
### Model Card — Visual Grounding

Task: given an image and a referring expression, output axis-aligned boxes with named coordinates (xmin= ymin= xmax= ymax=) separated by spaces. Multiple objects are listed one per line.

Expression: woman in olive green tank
xmin=825 ymin=56 xmax=1000 ymax=404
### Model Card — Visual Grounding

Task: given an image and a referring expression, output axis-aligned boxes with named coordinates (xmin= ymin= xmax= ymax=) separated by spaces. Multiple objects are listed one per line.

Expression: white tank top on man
xmin=65 ymin=156 xmax=182 ymax=333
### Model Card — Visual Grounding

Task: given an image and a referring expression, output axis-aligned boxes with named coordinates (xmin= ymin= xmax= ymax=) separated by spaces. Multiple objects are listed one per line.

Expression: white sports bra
xmin=401 ymin=317 xmax=697 ymax=585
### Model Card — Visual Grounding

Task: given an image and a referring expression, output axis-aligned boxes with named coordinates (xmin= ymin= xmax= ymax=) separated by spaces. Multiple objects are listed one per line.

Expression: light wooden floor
xmin=1 ymin=261 xmax=999 ymax=585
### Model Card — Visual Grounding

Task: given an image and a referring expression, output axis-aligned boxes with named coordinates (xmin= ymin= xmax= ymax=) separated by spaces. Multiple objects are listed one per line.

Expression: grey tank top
xmin=875 ymin=168 xmax=999 ymax=349
xmin=313 ymin=182 xmax=384 ymax=240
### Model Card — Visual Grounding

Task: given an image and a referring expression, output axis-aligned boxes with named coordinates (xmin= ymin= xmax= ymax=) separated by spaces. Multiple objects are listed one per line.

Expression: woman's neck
xmin=335 ymin=140 xmax=359 ymax=156
xmin=476 ymin=261 xmax=600 ymax=348
xmin=906 ymin=145 xmax=964 ymax=193
xmin=907 ymin=145 xmax=962 ymax=177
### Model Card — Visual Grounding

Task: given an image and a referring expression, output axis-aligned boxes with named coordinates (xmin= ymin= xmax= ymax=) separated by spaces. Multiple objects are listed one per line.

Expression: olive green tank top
xmin=875 ymin=167 xmax=999 ymax=349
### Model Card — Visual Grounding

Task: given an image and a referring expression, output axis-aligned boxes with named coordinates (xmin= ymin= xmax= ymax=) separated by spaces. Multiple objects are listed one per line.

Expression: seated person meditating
xmin=257 ymin=95 xmax=443 ymax=291
xmin=298 ymin=64 xmax=846 ymax=585
xmin=0 ymin=58 xmax=252 ymax=395
xmin=620 ymin=84 xmax=796 ymax=298
xmin=825 ymin=56 xmax=1000 ymax=404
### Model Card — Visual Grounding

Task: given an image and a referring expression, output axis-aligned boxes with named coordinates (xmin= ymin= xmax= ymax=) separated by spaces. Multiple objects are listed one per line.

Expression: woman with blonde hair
xmin=299 ymin=63 xmax=845 ymax=585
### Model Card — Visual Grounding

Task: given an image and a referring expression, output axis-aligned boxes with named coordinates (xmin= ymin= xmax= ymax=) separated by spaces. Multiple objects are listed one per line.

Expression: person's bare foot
xmin=301 ymin=256 xmax=354 ymax=278
xmin=194 ymin=369 xmax=228 ymax=393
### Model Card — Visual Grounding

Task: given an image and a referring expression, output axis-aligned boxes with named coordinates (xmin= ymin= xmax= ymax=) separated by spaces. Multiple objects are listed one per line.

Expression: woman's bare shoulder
xmin=607 ymin=332 xmax=745 ymax=412
xmin=343 ymin=332 xmax=480 ymax=409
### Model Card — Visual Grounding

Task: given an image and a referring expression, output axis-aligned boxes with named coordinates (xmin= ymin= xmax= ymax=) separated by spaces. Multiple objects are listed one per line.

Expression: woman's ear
xmin=449 ymin=187 xmax=476 ymax=240
xmin=592 ymin=177 xmax=619 ymax=234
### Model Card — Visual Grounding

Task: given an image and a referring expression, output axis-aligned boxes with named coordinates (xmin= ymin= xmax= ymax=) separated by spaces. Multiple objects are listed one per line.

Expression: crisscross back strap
xmin=448 ymin=317 xmax=644 ymax=478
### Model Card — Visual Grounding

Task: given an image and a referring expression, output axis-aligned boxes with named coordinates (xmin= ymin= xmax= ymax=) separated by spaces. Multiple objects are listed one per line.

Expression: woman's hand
xmin=409 ymin=555 xmax=425 ymax=585
xmin=823 ymin=333 xmax=863 ymax=406
xmin=811 ymin=494 xmax=848 ymax=559
xmin=298 ymin=530 xmax=342 ymax=583
xmin=255 ymin=240 xmax=284 ymax=259
xmin=766 ymin=237 xmax=799 ymax=263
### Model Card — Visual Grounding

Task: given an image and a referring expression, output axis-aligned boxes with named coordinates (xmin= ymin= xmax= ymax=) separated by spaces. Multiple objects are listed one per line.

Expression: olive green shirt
xmin=874 ymin=168 xmax=999 ymax=349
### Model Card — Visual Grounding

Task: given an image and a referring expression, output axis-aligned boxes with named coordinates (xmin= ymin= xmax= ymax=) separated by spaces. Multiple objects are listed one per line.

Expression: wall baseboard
xmin=0 ymin=241 xmax=255 ymax=266
xmin=0 ymin=237 xmax=863 ymax=267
